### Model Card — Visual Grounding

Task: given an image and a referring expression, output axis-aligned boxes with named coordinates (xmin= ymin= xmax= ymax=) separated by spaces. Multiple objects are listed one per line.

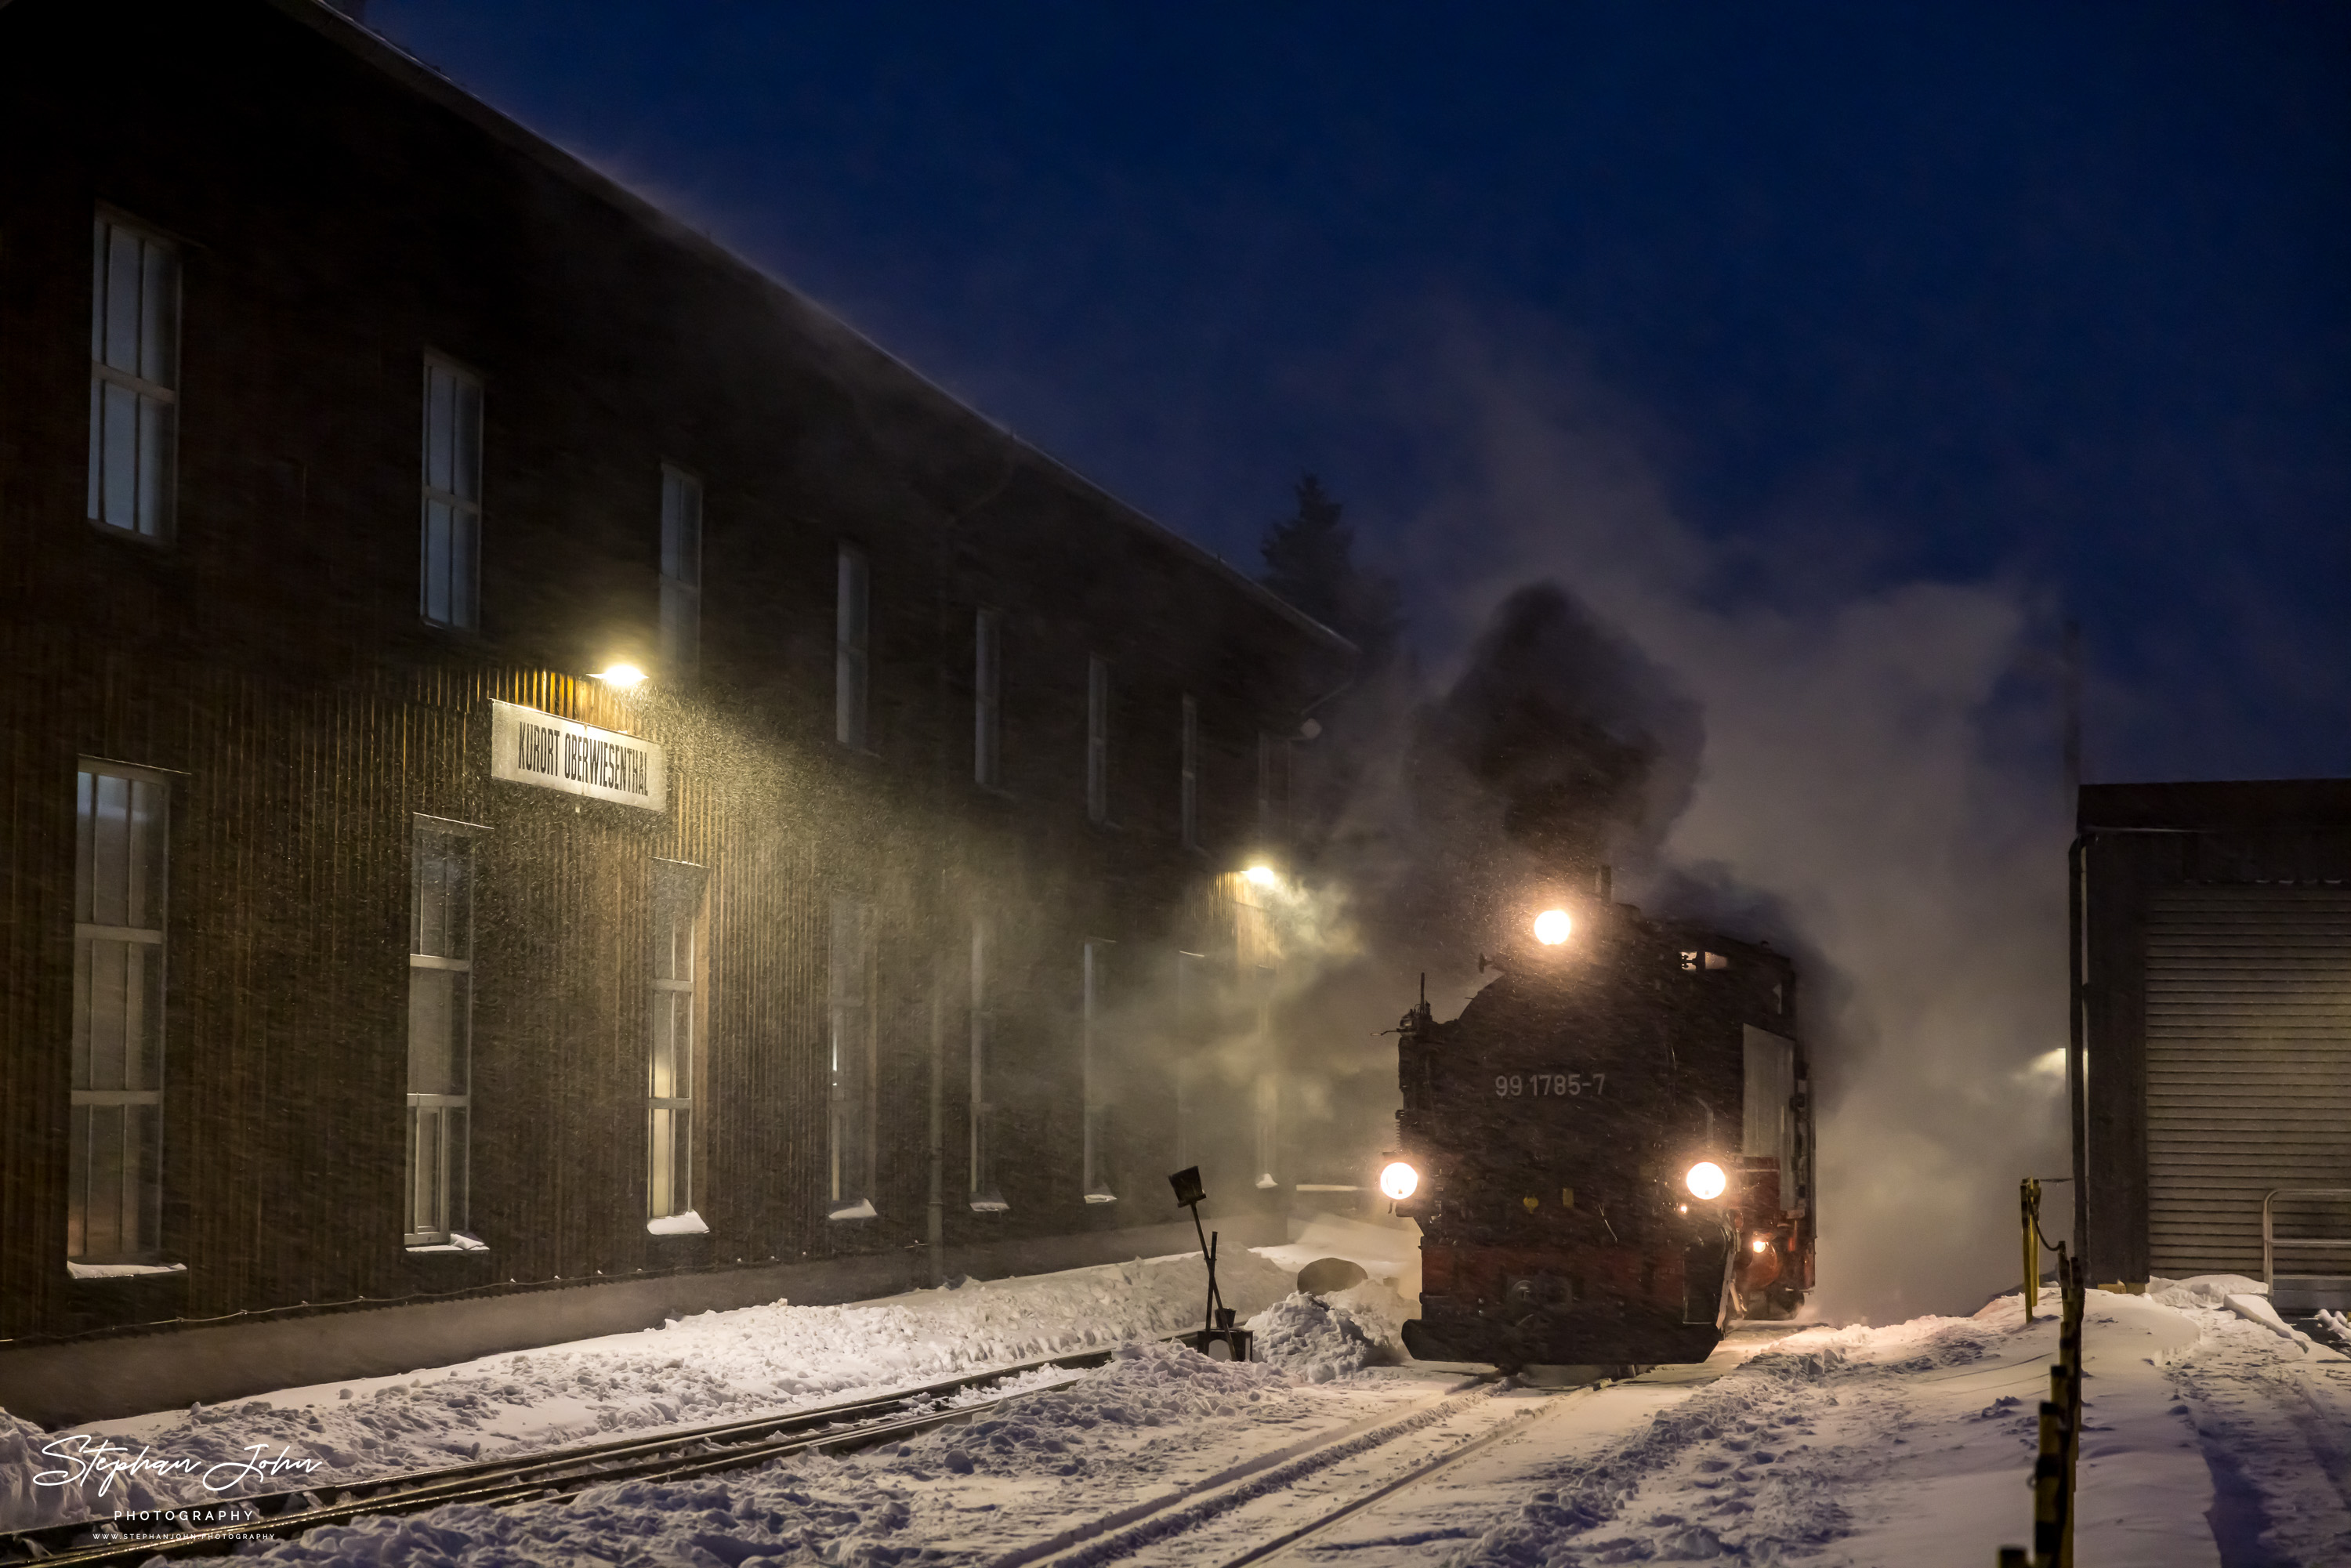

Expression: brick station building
xmin=0 ymin=0 xmax=1351 ymax=1418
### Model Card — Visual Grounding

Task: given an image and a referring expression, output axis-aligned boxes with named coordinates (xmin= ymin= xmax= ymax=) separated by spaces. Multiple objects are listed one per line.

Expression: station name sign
xmin=490 ymin=701 xmax=667 ymax=812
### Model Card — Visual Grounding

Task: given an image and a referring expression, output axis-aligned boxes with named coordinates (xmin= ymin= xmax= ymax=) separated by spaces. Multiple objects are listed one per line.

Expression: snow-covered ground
xmin=3 ymin=1217 xmax=2346 ymax=1566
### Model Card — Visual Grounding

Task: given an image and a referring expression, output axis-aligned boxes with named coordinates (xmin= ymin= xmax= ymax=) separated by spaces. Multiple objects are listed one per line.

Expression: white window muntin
xmin=420 ymin=357 xmax=483 ymax=631
xmin=70 ymin=761 xmax=172 ymax=1263
xmin=828 ymin=894 xmax=876 ymax=1215
xmin=1081 ymin=938 xmax=1115 ymax=1203
xmin=659 ymin=465 xmax=703 ymax=682
xmin=86 ymin=214 xmax=179 ymax=541
xmin=1172 ymin=950 xmax=1206 ymax=1175
xmin=407 ymin=816 xmax=485 ymax=1246
xmin=835 ymin=545 xmax=871 ymax=749
xmin=968 ymin=913 xmax=1006 ymax=1211
xmin=649 ymin=860 xmax=705 ymax=1222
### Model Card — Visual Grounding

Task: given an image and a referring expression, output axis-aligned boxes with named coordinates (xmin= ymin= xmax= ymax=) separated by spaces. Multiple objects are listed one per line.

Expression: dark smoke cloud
xmin=1419 ymin=581 xmax=1700 ymax=882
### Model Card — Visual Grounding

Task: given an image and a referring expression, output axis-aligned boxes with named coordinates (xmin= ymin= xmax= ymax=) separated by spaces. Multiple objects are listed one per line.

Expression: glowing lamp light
xmin=1684 ymin=1161 xmax=1728 ymax=1201
xmin=1378 ymin=1161 xmax=1421 ymax=1201
xmin=592 ymin=663 xmax=647 ymax=690
xmin=1532 ymin=908 xmax=1573 ymax=946
xmin=1244 ymin=864 xmax=1279 ymax=888
xmin=1751 ymin=1237 xmax=1771 ymax=1255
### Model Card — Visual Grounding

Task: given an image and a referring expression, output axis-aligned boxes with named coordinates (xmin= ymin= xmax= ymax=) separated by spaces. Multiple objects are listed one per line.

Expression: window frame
xmin=1086 ymin=655 xmax=1111 ymax=825
xmin=967 ymin=912 xmax=1007 ymax=1211
xmin=1255 ymin=730 xmax=1281 ymax=843
xmin=85 ymin=211 xmax=182 ymax=545
xmin=68 ymin=758 xmax=175 ymax=1265
xmin=826 ymin=893 xmax=878 ymax=1218
xmin=405 ymin=813 xmax=487 ymax=1248
xmin=647 ymin=858 xmax=707 ymax=1226
xmin=658 ymin=465 xmax=704 ymax=685
xmin=1179 ymin=694 xmax=1200 ymax=850
xmin=418 ymin=354 xmax=484 ymax=632
xmin=1081 ymin=937 xmax=1116 ymax=1204
xmin=835 ymin=545 xmax=871 ymax=749
xmin=973 ymin=609 xmax=1002 ymax=790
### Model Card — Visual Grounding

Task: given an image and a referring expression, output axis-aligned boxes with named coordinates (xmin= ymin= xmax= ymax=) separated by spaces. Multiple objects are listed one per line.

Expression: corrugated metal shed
xmin=2077 ymin=780 xmax=2351 ymax=1290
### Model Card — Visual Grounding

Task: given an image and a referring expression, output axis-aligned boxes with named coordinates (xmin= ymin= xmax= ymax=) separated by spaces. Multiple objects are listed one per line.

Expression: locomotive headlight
xmin=1378 ymin=1161 xmax=1421 ymax=1201
xmin=1684 ymin=1161 xmax=1727 ymax=1200
xmin=1532 ymin=908 xmax=1573 ymax=946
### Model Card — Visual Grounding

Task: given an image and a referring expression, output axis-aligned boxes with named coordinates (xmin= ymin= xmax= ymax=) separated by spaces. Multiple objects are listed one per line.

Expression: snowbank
xmin=1451 ymin=1291 xmax=2222 ymax=1567
xmin=0 ymin=1246 xmax=1297 ymax=1533
xmin=2146 ymin=1275 xmax=2351 ymax=1565
xmin=1244 ymin=1292 xmax=1386 ymax=1382
xmin=154 ymin=1342 xmax=1360 ymax=1566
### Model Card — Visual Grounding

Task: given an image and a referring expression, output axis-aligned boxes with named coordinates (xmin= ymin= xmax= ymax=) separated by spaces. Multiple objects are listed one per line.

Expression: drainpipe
xmin=2067 ymin=833 xmax=2090 ymax=1281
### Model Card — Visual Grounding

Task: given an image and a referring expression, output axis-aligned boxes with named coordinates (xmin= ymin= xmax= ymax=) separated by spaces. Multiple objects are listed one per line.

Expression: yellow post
xmin=2021 ymin=1178 xmax=2041 ymax=1322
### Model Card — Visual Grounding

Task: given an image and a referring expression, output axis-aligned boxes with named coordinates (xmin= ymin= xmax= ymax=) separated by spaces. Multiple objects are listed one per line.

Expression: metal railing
xmin=1999 ymin=1176 xmax=2081 ymax=1568
xmin=2263 ymin=1187 xmax=2351 ymax=1305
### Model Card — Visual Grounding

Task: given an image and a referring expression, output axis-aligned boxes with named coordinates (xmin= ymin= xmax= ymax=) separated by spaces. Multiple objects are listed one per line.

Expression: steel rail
xmin=995 ymin=1376 xmax=1507 ymax=1568
xmin=1214 ymin=1385 xmax=1594 ymax=1567
xmin=1 ymin=1343 xmax=1128 ymax=1566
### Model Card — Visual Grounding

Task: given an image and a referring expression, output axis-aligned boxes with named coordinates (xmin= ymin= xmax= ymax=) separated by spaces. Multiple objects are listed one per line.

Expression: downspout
xmin=2067 ymin=833 xmax=2090 ymax=1281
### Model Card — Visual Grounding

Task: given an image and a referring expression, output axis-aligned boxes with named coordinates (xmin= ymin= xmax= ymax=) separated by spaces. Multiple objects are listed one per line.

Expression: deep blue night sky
xmin=366 ymin=1 xmax=2349 ymax=783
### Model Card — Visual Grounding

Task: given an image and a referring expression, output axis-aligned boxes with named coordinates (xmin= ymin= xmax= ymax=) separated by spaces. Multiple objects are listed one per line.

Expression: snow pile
xmin=0 ymin=1407 xmax=177 ymax=1530
xmin=1453 ymin=1337 xmax=1857 ymax=1565
xmin=2146 ymin=1275 xmax=2351 ymax=1564
xmin=2149 ymin=1273 xmax=2268 ymax=1310
xmin=0 ymin=1248 xmax=1296 ymax=1532
xmin=203 ymin=1342 xmax=1324 ymax=1566
xmin=889 ymin=1339 xmax=1295 ymax=1479
xmin=1447 ymin=1310 xmax=2078 ymax=1567
xmin=1244 ymin=1292 xmax=1386 ymax=1382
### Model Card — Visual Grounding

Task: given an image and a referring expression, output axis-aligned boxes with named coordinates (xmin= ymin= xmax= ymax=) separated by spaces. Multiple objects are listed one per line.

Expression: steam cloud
xmin=1262 ymin=335 xmax=2070 ymax=1325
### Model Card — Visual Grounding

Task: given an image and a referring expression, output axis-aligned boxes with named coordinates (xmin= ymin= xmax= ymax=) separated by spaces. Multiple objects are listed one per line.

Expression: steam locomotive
xmin=1384 ymin=895 xmax=1812 ymax=1368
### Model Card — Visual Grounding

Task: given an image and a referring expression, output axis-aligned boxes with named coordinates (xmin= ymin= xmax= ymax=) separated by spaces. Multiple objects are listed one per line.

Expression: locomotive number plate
xmin=1494 ymin=1072 xmax=1607 ymax=1098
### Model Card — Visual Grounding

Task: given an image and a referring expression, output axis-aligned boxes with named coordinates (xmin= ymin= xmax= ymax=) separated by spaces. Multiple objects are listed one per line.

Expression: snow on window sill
xmin=407 ymin=1232 xmax=490 ymax=1255
xmin=68 ymin=1261 xmax=187 ymax=1280
xmin=826 ymin=1198 xmax=878 ymax=1222
xmin=647 ymin=1210 xmax=708 ymax=1237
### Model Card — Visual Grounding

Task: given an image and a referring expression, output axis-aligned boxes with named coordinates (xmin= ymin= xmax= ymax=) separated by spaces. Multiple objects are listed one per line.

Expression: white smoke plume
xmin=1382 ymin=341 xmax=2075 ymax=1323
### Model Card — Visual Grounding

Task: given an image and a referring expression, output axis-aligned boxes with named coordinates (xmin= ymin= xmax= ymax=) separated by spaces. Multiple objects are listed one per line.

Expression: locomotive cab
xmin=1391 ymin=900 xmax=1810 ymax=1369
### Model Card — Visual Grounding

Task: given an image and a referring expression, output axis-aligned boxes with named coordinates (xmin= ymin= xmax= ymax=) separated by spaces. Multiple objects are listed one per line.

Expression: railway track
xmin=0 ymin=1344 xmax=1126 ymax=1566
xmin=8 ymin=1348 xmax=1636 ymax=1568
xmin=999 ymin=1374 xmax=1593 ymax=1568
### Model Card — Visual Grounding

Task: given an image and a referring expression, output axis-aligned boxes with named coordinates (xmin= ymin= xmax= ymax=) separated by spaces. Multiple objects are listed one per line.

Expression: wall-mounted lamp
xmin=591 ymin=664 xmax=647 ymax=691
